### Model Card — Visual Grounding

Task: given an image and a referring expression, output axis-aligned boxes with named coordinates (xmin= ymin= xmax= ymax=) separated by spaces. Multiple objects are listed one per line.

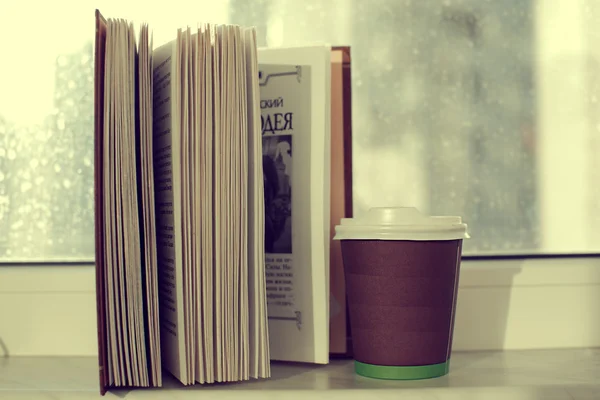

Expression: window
xmin=1 ymin=0 xmax=598 ymax=261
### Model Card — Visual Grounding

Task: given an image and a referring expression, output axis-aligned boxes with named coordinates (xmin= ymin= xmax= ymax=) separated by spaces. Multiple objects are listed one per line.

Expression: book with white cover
xmin=258 ymin=47 xmax=332 ymax=364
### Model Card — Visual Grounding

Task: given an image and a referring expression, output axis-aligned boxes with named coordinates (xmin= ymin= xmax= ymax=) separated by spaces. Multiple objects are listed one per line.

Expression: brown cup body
xmin=341 ymin=239 xmax=463 ymax=366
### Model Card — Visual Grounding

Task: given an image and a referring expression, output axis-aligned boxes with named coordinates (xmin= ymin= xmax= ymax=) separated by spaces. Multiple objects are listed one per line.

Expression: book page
xmin=184 ymin=27 xmax=195 ymax=383
xmin=213 ymin=25 xmax=224 ymax=382
xmin=225 ymin=25 xmax=237 ymax=382
xmin=236 ymin=25 xmax=249 ymax=382
xmin=177 ymin=28 xmax=195 ymax=384
xmin=190 ymin=29 xmax=206 ymax=383
xmin=102 ymin=19 xmax=121 ymax=386
xmin=152 ymin=40 xmax=188 ymax=384
xmin=123 ymin=19 xmax=148 ymax=386
xmin=244 ymin=27 xmax=270 ymax=379
xmin=138 ymin=23 xmax=162 ymax=385
xmin=103 ymin=19 xmax=162 ymax=388
xmin=113 ymin=20 xmax=134 ymax=385
xmin=190 ymin=28 xmax=205 ymax=385
xmin=220 ymin=26 xmax=231 ymax=382
xmin=231 ymin=25 xmax=242 ymax=382
xmin=199 ymin=24 xmax=215 ymax=384
xmin=258 ymin=45 xmax=332 ymax=364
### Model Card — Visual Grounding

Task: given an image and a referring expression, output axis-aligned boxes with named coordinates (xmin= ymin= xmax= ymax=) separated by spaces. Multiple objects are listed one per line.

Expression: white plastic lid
xmin=334 ymin=207 xmax=469 ymax=241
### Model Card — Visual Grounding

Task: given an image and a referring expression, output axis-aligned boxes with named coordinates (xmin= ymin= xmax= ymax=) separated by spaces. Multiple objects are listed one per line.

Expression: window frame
xmin=2 ymin=255 xmax=600 ymax=356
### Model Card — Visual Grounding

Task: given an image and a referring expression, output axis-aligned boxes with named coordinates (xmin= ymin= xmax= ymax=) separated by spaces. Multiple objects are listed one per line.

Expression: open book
xmin=94 ymin=9 xmax=351 ymax=395
xmin=94 ymin=11 xmax=269 ymax=393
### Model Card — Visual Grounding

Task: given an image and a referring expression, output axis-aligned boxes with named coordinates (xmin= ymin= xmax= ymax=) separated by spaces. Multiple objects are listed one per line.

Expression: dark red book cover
xmin=93 ymin=9 xmax=108 ymax=396
xmin=329 ymin=46 xmax=353 ymax=357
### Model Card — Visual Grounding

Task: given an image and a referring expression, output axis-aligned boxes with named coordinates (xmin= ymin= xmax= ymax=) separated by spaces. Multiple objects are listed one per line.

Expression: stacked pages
xmin=94 ymin=12 xmax=269 ymax=392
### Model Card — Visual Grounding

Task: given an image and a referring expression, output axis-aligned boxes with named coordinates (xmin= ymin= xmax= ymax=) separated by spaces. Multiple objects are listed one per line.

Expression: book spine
xmin=94 ymin=8 xmax=109 ymax=396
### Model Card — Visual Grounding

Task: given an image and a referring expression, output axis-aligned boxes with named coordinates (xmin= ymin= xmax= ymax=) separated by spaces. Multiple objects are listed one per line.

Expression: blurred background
xmin=0 ymin=0 xmax=599 ymax=259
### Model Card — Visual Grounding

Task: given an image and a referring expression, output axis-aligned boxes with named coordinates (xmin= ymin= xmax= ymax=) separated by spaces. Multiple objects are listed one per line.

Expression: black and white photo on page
xmin=263 ymin=135 xmax=292 ymax=254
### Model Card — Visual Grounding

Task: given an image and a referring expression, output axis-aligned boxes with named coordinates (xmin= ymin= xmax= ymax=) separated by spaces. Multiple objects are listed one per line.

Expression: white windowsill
xmin=0 ymin=257 xmax=599 ymax=356
xmin=1 ymin=349 xmax=599 ymax=399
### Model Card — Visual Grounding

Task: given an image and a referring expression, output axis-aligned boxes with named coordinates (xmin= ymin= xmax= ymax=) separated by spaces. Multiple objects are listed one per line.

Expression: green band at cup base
xmin=354 ymin=359 xmax=450 ymax=380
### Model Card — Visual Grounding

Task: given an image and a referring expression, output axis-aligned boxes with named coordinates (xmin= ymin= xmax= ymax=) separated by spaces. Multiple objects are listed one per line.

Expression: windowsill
xmin=1 ymin=348 xmax=599 ymax=398
xmin=1 ymin=257 xmax=600 ymax=356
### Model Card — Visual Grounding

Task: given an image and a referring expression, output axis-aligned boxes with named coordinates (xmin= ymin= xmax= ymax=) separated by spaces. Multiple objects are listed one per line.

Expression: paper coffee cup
xmin=334 ymin=207 xmax=468 ymax=380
